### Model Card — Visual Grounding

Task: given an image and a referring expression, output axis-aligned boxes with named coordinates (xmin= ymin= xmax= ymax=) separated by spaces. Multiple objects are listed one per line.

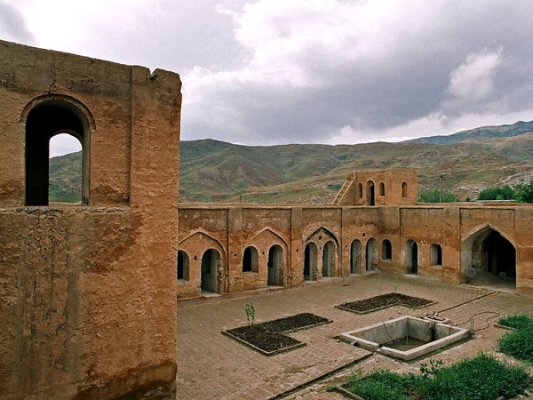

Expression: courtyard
xmin=176 ymin=272 xmax=532 ymax=399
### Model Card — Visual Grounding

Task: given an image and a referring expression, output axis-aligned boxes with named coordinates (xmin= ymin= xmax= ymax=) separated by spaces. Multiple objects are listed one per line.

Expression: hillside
xmin=50 ymin=121 xmax=533 ymax=204
xmin=406 ymin=120 xmax=533 ymax=145
xmin=49 ymin=151 xmax=82 ymax=203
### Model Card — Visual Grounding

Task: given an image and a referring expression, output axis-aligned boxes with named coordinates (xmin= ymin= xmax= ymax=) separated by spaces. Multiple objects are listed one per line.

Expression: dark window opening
xmin=243 ymin=246 xmax=258 ymax=273
xmin=366 ymin=181 xmax=375 ymax=206
xmin=402 ymin=182 xmax=408 ymax=198
xmin=382 ymin=239 xmax=392 ymax=260
xmin=177 ymin=250 xmax=189 ymax=280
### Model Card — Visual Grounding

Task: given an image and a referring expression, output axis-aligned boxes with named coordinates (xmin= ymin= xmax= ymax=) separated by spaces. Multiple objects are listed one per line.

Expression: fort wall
xmin=178 ymin=204 xmax=533 ymax=297
xmin=0 ymin=40 xmax=181 ymax=400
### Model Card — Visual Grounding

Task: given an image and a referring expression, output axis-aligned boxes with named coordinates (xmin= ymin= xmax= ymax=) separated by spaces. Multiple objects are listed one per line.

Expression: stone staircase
xmin=332 ymin=175 xmax=354 ymax=205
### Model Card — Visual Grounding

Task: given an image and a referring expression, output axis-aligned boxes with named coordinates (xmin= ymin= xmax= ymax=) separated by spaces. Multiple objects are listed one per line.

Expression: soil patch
xmin=222 ymin=313 xmax=331 ymax=356
xmin=337 ymin=293 xmax=434 ymax=314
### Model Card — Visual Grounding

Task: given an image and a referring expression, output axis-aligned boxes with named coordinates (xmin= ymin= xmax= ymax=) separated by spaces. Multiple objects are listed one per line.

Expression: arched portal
xmin=322 ymin=241 xmax=336 ymax=277
xmin=304 ymin=242 xmax=317 ymax=281
xmin=405 ymin=240 xmax=418 ymax=274
xmin=350 ymin=240 xmax=362 ymax=274
xmin=462 ymin=227 xmax=516 ymax=287
xmin=25 ymin=101 xmax=90 ymax=206
xmin=366 ymin=181 xmax=375 ymax=206
xmin=201 ymin=249 xmax=220 ymax=293
xmin=267 ymin=245 xmax=283 ymax=286
xmin=366 ymin=238 xmax=377 ymax=271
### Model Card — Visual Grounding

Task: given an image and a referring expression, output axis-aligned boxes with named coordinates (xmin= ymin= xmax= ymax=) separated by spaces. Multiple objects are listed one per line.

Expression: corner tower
xmin=0 ymin=40 xmax=181 ymax=399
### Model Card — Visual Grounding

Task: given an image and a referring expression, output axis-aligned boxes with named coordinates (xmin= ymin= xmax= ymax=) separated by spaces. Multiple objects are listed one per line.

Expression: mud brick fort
xmin=1 ymin=40 xmax=532 ymax=399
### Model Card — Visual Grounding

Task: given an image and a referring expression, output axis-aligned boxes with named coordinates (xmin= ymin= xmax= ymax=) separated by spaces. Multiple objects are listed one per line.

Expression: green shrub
xmin=348 ymin=370 xmax=415 ymax=400
xmin=418 ymin=354 xmax=530 ymax=399
xmin=498 ymin=314 xmax=533 ymax=330
xmin=498 ymin=326 xmax=533 ymax=363
xmin=419 ymin=189 xmax=458 ymax=203
xmin=347 ymin=354 xmax=530 ymax=400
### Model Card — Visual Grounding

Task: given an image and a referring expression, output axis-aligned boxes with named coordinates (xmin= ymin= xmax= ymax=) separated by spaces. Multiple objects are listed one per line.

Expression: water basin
xmin=339 ymin=316 xmax=469 ymax=361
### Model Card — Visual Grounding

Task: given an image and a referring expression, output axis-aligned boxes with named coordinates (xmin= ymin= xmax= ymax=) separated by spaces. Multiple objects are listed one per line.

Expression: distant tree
xmin=419 ymin=189 xmax=458 ymax=203
xmin=515 ymin=182 xmax=533 ymax=203
xmin=477 ymin=185 xmax=515 ymax=200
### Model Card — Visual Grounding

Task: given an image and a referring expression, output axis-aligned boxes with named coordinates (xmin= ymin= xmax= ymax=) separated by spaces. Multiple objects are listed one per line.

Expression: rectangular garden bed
xmin=222 ymin=312 xmax=332 ymax=356
xmin=337 ymin=293 xmax=435 ymax=314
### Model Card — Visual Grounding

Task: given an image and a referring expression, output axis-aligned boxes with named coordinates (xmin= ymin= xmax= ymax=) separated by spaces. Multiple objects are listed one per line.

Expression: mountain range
xmin=49 ymin=120 xmax=533 ymax=204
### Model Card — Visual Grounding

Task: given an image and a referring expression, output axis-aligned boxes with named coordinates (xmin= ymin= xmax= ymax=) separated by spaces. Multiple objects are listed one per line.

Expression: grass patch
xmin=498 ymin=314 xmax=533 ymax=330
xmin=498 ymin=314 xmax=533 ymax=363
xmin=346 ymin=354 xmax=530 ymax=400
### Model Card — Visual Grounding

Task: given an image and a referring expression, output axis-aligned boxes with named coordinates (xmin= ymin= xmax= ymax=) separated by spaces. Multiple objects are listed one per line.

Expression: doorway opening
xmin=201 ymin=249 xmax=220 ymax=293
xmin=405 ymin=240 xmax=418 ymax=274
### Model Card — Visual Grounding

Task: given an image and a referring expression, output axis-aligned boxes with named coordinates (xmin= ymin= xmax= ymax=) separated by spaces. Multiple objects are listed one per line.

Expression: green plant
xmin=348 ymin=370 xmax=413 ymax=400
xmin=515 ymin=181 xmax=533 ymax=203
xmin=478 ymin=185 xmax=515 ymax=201
xmin=325 ymin=384 xmax=336 ymax=392
xmin=419 ymin=359 xmax=443 ymax=378
xmin=419 ymin=189 xmax=458 ymax=203
xmin=498 ymin=314 xmax=533 ymax=363
xmin=346 ymin=354 xmax=530 ymax=400
xmin=498 ymin=326 xmax=533 ymax=363
xmin=392 ymin=275 xmax=400 ymax=294
xmin=498 ymin=314 xmax=533 ymax=330
xmin=245 ymin=303 xmax=255 ymax=326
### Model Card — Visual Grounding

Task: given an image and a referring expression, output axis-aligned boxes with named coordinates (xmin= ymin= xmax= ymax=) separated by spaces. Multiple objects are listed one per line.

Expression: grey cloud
xmin=11 ymin=0 xmax=533 ymax=146
xmin=184 ymin=0 xmax=533 ymax=144
xmin=0 ymin=2 xmax=34 ymax=43
xmin=79 ymin=0 xmax=247 ymax=73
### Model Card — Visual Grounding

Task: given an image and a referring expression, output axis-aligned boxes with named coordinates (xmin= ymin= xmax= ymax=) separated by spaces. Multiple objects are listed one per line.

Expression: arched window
xmin=177 ymin=250 xmax=189 ymax=280
xmin=402 ymin=182 xmax=408 ymax=198
xmin=430 ymin=244 xmax=442 ymax=266
xmin=379 ymin=182 xmax=385 ymax=196
xmin=243 ymin=246 xmax=259 ymax=273
xmin=382 ymin=239 xmax=392 ymax=260
xmin=25 ymin=100 xmax=90 ymax=206
xmin=358 ymin=183 xmax=363 ymax=198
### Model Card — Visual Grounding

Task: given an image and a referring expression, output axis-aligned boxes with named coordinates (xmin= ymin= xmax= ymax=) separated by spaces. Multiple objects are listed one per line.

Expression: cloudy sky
xmin=2 ymin=0 xmax=533 ymax=156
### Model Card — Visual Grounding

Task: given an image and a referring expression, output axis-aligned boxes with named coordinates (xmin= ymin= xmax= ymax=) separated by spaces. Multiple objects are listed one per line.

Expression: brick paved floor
xmin=176 ymin=273 xmax=533 ymax=399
